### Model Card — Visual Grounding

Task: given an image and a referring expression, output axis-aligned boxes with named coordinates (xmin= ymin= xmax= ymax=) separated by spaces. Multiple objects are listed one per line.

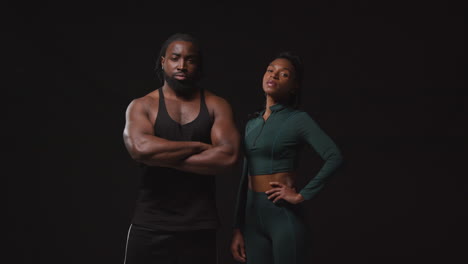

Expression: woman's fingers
xmin=240 ymin=242 xmax=246 ymax=259
xmin=265 ymin=187 xmax=282 ymax=194
xmin=231 ymin=231 xmax=246 ymax=262
xmin=273 ymin=195 xmax=284 ymax=203
xmin=232 ymin=243 xmax=246 ymax=262
xmin=266 ymin=182 xmax=300 ymax=203
xmin=269 ymin=181 xmax=284 ymax=187
xmin=267 ymin=190 xmax=282 ymax=200
xmin=231 ymin=244 xmax=240 ymax=260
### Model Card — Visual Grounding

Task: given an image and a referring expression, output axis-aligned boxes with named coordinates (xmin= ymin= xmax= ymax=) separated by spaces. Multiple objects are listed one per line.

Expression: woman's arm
xmin=231 ymin=156 xmax=248 ymax=262
xmin=297 ymin=112 xmax=344 ymax=200
xmin=233 ymin=157 xmax=249 ymax=229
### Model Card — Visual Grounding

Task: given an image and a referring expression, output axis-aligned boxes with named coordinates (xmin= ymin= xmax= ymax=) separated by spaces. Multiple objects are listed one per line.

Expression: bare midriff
xmin=248 ymin=171 xmax=297 ymax=192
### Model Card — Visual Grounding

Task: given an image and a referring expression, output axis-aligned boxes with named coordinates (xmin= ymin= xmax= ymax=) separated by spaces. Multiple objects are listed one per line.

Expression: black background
xmin=7 ymin=1 xmax=466 ymax=264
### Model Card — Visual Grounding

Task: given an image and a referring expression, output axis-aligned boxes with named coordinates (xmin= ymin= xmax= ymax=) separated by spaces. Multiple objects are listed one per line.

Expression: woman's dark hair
xmin=276 ymin=51 xmax=304 ymax=108
xmin=249 ymin=51 xmax=304 ymax=119
xmin=154 ymin=33 xmax=203 ymax=84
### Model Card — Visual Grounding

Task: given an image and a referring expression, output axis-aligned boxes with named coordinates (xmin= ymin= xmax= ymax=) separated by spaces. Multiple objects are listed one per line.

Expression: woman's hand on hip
xmin=266 ymin=182 xmax=305 ymax=204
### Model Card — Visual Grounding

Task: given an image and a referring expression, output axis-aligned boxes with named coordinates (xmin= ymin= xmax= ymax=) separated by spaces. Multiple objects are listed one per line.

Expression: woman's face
xmin=262 ymin=58 xmax=297 ymax=99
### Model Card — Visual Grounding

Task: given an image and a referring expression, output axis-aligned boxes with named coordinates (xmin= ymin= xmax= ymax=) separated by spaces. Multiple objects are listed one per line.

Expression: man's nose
xmin=177 ymin=60 xmax=187 ymax=71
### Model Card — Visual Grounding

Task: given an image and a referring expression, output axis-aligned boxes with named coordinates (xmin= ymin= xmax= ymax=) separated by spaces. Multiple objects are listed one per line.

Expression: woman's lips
xmin=266 ymin=80 xmax=277 ymax=87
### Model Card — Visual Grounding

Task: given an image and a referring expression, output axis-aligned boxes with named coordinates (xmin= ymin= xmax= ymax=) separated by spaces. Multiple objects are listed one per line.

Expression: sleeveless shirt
xmin=132 ymin=88 xmax=219 ymax=231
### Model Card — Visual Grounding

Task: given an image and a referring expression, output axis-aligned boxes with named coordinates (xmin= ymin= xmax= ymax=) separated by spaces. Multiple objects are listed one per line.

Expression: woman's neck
xmin=265 ymin=96 xmax=277 ymax=112
xmin=263 ymin=96 xmax=284 ymax=120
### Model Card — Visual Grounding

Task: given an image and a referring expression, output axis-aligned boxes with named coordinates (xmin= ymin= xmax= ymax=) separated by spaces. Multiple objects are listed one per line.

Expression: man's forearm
xmin=171 ymin=144 xmax=238 ymax=175
xmin=138 ymin=144 xmax=202 ymax=167
xmin=129 ymin=135 xmax=208 ymax=167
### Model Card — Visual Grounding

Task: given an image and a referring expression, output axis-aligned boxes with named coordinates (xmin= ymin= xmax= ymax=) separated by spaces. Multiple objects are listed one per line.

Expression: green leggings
xmin=242 ymin=189 xmax=308 ymax=264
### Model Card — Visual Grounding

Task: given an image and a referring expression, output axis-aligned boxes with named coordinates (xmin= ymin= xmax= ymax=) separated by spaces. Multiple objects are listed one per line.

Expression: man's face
xmin=161 ymin=41 xmax=200 ymax=83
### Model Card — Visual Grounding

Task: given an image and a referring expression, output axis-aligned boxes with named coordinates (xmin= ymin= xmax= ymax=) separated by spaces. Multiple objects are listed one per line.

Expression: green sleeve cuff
xmin=299 ymin=184 xmax=325 ymax=200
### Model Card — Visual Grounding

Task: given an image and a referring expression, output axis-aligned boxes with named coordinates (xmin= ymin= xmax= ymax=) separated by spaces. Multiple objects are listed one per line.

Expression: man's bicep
xmin=124 ymin=100 xmax=155 ymax=142
xmin=210 ymin=99 xmax=240 ymax=147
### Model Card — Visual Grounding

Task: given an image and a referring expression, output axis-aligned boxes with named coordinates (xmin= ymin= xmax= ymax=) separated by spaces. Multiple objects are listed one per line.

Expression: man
xmin=122 ymin=33 xmax=240 ymax=264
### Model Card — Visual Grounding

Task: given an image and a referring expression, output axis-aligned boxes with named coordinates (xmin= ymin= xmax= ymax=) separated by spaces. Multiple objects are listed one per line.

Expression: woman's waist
xmin=248 ymin=171 xmax=297 ymax=192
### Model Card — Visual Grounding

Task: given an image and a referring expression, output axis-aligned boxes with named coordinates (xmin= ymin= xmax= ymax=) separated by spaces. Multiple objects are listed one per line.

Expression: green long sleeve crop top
xmin=233 ymin=103 xmax=343 ymax=228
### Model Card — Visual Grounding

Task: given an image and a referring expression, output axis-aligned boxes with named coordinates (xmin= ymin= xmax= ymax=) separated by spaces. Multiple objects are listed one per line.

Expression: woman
xmin=230 ymin=51 xmax=343 ymax=264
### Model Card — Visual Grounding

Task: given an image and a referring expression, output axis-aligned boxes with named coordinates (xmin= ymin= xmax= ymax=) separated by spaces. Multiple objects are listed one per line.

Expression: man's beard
xmin=164 ymin=72 xmax=198 ymax=98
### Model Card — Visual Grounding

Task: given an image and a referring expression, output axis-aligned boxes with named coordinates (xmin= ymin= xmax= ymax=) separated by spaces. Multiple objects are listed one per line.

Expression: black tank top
xmin=132 ymin=88 xmax=218 ymax=231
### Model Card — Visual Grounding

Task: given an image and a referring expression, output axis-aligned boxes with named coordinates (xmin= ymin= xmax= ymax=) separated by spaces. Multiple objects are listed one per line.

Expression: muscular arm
xmin=174 ymin=96 xmax=241 ymax=175
xmin=123 ymin=98 xmax=209 ymax=167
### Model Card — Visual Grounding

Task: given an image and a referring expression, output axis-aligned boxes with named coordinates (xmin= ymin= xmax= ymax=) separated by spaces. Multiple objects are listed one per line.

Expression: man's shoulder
xmin=127 ymin=89 xmax=159 ymax=111
xmin=204 ymin=89 xmax=232 ymax=109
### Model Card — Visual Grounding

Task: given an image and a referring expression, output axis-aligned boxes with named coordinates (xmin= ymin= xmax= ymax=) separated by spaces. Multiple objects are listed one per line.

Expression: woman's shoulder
xmin=287 ymin=109 xmax=313 ymax=121
xmin=287 ymin=110 xmax=323 ymax=130
xmin=243 ymin=112 xmax=263 ymax=135
xmin=245 ymin=114 xmax=262 ymax=126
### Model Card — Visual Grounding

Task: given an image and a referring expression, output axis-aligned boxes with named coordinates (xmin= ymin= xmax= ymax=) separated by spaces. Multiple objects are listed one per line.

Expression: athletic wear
xmin=132 ymin=88 xmax=218 ymax=231
xmin=233 ymin=104 xmax=342 ymax=264
xmin=246 ymin=103 xmax=342 ymax=199
xmin=234 ymin=103 xmax=343 ymax=227
xmin=243 ymin=190 xmax=307 ymax=264
xmin=124 ymin=224 xmax=217 ymax=264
